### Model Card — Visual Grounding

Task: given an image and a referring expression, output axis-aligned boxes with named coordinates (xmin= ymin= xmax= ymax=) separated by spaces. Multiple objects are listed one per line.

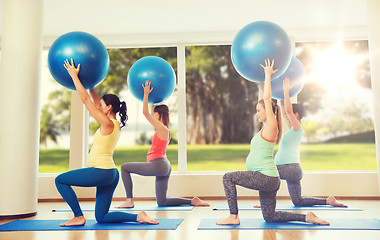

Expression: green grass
xmin=39 ymin=143 xmax=377 ymax=173
xmin=299 ymin=143 xmax=377 ymax=170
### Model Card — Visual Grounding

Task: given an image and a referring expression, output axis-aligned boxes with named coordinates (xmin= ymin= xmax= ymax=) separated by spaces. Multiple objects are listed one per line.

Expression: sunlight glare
xmin=308 ymin=44 xmax=358 ymax=92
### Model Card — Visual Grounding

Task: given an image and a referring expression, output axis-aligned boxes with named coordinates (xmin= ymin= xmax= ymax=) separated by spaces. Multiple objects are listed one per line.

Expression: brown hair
xmin=153 ymin=104 xmax=170 ymax=127
xmin=102 ymin=94 xmax=128 ymax=128
xmin=258 ymin=99 xmax=282 ymax=143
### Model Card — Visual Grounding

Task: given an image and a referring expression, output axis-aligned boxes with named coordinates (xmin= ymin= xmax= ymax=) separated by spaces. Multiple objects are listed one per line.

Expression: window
xmin=39 ymin=50 xmax=71 ymax=173
xmin=39 ymin=40 xmax=376 ymax=173
xmin=185 ymin=40 xmax=376 ymax=171
xmin=296 ymin=40 xmax=376 ymax=170
xmin=185 ymin=45 xmax=258 ymax=171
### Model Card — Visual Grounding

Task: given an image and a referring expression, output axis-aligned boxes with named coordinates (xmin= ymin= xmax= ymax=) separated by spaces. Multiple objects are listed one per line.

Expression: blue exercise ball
xmin=271 ymin=56 xmax=306 ymax=100
xmin=231 ymin=21 xmax=292 ymax=82
xmin=48 ymin=31 xmax=110 ymax=90
xmin=127 ymin=56 xmax=176 ymax=104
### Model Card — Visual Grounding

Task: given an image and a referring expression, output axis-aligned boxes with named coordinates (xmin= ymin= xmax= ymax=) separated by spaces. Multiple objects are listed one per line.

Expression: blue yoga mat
xmin=0 ymin=219 xmax=183 ymax=231
xmin=52 ymin=204 xmax=194 ymax=212
xmin=212 ymin=203 xmax=362 ymax=211
xmin=198 ymin=218 xmax=380 ymax=230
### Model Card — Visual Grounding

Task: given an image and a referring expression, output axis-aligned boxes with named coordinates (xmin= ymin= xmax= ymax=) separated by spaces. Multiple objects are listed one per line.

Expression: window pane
xmin=88 ymin=47 xmax=179 ymax=171
xmin=185 ymin=45 xmax=259 ymax=171
xmin=296 ymin=40 xmax=376 ymax=170
xmin=185 ymin=41 xmax=376 ymax=171
xmin=39 ymin=50 xmax=71 ymax=173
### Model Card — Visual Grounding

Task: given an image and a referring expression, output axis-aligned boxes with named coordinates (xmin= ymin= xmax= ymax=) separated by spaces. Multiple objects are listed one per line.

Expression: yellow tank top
xmin=87 ymin=119 xmax=120 ymax=169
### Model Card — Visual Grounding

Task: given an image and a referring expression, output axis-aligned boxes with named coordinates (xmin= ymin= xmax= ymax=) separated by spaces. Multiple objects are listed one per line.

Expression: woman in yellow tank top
xmin=55 ymin=59 xmax=158 ymax=226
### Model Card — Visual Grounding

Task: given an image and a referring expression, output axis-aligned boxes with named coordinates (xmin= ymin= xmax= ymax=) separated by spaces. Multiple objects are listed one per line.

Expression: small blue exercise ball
xmin=48 ymin=31 xmax=110 ymax=90
xmin=231 ymin=21 xmax=292 ymax=82
xmin=127 ymin=56 xmax=176 ymax=104
xmin=271 ymin=56 xmax=306 ymax=100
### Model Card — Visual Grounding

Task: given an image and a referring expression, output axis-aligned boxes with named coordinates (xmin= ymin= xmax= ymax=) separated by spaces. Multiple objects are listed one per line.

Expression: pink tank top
xmin=147 ymin=132 xmax=170 ymax=162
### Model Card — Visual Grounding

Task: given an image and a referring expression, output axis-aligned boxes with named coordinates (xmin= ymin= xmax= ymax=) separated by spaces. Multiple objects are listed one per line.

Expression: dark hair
xmin=258 ymin=99 xmax=282 ymax=143
xmin=154 ymin=104 xmax=170 ymax=127
xmin=292 ymin=104 xmax=306 ymax=121
xmin=102 ymin=94 xmax=128 ymax=128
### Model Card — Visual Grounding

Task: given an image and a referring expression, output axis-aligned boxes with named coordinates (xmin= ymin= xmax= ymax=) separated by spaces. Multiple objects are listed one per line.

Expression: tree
xmin=39 ymin=89 xmax=71 ymax=146
xmin=302 ymin=121 xmax=323 ymax=142
xmin=186 ymin=45 xmax=258 ymax=144
xmin=324 ymin=101 xmax=374 ymax=137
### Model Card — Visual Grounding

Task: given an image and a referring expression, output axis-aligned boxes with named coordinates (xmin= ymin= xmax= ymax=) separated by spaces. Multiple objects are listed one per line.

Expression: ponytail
xmin=119 ymin=101 xmax=128 ymax=128
xmin=102 ymin=94 xmax=128 ymax=128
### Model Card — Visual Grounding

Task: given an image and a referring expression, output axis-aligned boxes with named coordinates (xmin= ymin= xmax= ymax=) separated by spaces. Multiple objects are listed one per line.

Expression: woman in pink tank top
xmin=117 ymin=80 xmax=209 ymax=208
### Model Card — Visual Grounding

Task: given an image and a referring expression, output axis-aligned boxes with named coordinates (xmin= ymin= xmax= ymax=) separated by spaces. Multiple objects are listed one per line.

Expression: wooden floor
xmin=1 ymin=198 xmax=380 ymax=240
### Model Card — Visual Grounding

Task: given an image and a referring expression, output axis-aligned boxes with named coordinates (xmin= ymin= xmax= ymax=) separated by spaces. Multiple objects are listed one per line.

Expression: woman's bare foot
xmin=305 ymin=212 xmax=330 ymax=225
xmin=60 ymin=216 xmax=86 ymax=226
xmin=115 ymin=198 xmax=135 ymax=208
xmin=216 ymin=214 xmax=240 ymax=225
xmin=191 ymin=196 xmax=210 ymax=207
xmin=136 ymin=211 xmax=159 ymax=224
xmin=326 ymin=196 xmax=347 ymax=207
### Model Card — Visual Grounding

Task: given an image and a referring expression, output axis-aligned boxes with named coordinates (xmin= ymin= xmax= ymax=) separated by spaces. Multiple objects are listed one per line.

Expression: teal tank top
xmin=275 ymin=126 xmax=304 ymax=165
xmin=245 ymin=129 xmax=279 ymax=177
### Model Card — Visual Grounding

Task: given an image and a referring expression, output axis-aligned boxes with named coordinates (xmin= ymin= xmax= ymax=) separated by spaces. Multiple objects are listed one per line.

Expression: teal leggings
xmin=55 ymin=167 xmax=137 ymax=223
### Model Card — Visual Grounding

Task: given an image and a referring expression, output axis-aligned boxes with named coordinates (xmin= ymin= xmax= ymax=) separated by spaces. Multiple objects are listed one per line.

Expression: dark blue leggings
xmin=55 ymin=167 xmax=138 ymax=223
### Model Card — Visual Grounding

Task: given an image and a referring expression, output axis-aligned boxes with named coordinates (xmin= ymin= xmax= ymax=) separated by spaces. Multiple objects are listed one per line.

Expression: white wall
xmin=38 ymin=171 xmax=380 ymax=199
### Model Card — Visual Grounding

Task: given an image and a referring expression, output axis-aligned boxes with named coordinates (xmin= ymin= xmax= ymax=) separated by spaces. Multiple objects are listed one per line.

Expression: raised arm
xmin=89 ymin=89 xmax=101 ymax=108
xmin=283 ymin=77 xmax=301 ymax=131
xmin=258 ymin=82 xmax=264 ymax=101
xmin=279 ymin=100 xmax=291 ymax=132
xmin=260 ymin=59 xmax=278 ymax=141
xmin=142 ymin=80 xmax=169 ymax=140
xmin=64 ymin=59 xmax=114 ymax=134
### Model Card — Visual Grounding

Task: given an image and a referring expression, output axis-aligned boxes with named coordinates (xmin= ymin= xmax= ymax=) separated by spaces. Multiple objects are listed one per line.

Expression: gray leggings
xmin=120 ymin=158 xmax=192 ymax=206
xmin=277 ymin=163 xmax=326 ymax=206
xmin=223 ymin=171 xmax=306 ymax=222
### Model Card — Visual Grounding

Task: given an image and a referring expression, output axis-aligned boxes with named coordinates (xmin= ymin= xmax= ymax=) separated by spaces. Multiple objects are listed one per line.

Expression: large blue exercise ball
xmin=271 ymin=56 xmax=306 ymax=100
xmin=48 ymin=31 xmax=110 ymax=90
xmin=127 ymin=56 xmax=176 ymax=104
xmin=231 ymin=21 xmax=292 ymax=82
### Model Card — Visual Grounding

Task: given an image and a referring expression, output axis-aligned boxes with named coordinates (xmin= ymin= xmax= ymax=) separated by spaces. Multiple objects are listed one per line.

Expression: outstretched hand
xmin=142 ymin=80 xmax=153 ymax=95
xmin=63 ymin=59 xmax=80 ymax=77
xmin=260 ymin=58 xmax=278 ymax=76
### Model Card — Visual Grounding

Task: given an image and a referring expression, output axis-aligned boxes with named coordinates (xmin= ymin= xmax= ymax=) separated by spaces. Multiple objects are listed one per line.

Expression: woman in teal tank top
xmin=274 ymin=77 xmax=346 ymax=207
xmin=217 ymin=59 xmax=329 ymax=225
